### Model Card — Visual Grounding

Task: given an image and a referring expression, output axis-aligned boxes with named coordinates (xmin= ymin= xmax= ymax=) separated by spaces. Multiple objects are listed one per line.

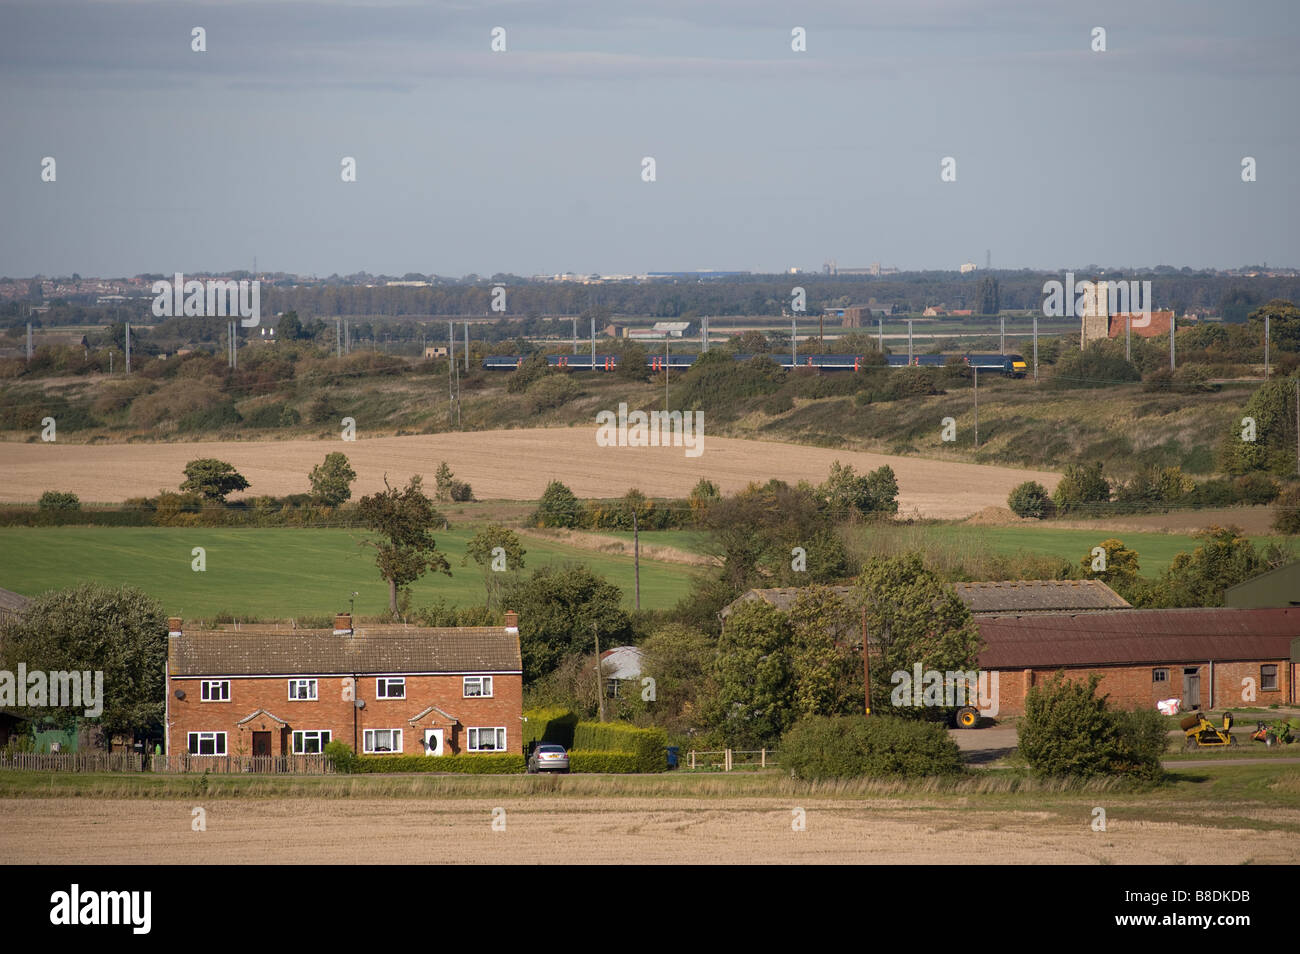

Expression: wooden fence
xmin=685 ymin=749 xmax=774 ymax=771
xmin=0 ymin=752 xmax=334 ymax=774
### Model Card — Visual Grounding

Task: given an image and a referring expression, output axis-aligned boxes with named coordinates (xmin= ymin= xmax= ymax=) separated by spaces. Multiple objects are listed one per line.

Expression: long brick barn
xmin=978 ymin=608 xmax=1300 ymax=716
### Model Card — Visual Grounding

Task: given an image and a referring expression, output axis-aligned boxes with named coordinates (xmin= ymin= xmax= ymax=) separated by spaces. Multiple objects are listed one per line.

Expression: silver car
xmin=528 ymin=744 xmax=570 ymax=774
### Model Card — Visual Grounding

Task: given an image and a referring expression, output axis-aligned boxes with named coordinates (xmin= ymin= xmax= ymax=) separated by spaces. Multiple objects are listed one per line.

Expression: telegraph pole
xmin=862 ymin=606 xmax=871 ymax=716
xmin=632 ymin=508 xmax=640 ymax=611
xmin=878 ymin=316 xmax=883 ymax=353
xmin=1258 ymin=317 xmax=1268 ymax=384
xmin=1033 ymin=314 xmax=1039 ymax=381
xmin=791 ymin=315 xmax=797 ymax=365
xmin=1126 ymin=313 xmax=1131 ymax=362
xmin=594 ymin=623 xmax=605 ymax=722
xmin=973 ymin=366 xmax=979 ymax=449
xmin=125 ymin=321 xmax=132 ymax=373
xmin=1170 ymin=312 xmax=1176 ymax=370
xmin=907 ymin=319 xmax=913 ymax=364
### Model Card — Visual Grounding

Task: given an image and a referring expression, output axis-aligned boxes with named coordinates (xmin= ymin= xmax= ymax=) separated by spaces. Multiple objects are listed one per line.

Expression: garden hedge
xmin=572 ymin=722 xmax=668 ymax=773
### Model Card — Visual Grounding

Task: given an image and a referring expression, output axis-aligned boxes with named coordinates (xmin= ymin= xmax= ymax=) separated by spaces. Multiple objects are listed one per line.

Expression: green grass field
xmin=0 ymin=527 xmax=703 ymax=618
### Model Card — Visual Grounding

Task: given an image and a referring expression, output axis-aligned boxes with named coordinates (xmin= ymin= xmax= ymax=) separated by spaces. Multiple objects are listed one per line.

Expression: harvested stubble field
xmin=2 ymin=795 xmax=1296 ymax=865
xmin=0 ymin=428 xmax=1058 ymax=520
xmin=2 ymin=769 xmax=1298 ymax=865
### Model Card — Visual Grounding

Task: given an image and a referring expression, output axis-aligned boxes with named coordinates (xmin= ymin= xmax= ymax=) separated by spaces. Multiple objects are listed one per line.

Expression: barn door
xmin=1183 ymin=668 xmax=1201 ymax=709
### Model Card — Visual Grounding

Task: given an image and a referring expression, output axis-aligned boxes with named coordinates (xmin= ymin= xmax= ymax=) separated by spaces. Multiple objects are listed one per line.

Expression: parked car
xmin=527 ymin=744 xmax=570 ymax=774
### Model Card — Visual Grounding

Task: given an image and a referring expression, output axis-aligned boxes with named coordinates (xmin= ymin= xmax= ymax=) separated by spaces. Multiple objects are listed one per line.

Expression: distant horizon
xmin=4 ymin=1 xmax=1297 ymax=277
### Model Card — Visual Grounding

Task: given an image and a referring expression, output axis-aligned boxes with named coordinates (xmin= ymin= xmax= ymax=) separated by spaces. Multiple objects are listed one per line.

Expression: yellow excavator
xmin=1181 ymin=711 xmax=1237 ymax=750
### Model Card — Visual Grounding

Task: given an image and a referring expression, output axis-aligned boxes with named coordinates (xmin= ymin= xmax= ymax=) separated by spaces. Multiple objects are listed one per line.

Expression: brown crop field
xmin=2 ymin=795 xmax=1296 ymax=865
xmin=0 ymin=428 xmax=1058 ymax=519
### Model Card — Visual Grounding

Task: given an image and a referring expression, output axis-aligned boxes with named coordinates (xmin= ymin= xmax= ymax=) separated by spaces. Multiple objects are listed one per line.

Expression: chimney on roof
xmin=334 ymin=613 xmax=354 ymax=635
xmin=168 ymin=617 xmax=183 ymax=637
xmin=504 ymin=611 xmax=519 ymax=635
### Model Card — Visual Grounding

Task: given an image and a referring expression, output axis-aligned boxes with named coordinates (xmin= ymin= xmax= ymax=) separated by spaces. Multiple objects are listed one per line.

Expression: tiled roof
xmin=978 ymin=608 xmax=1300 ymax=669
xmin=169 ymin=625 xmax=522 ymax=677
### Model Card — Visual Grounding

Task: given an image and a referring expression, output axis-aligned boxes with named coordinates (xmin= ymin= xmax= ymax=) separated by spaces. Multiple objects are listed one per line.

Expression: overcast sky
xmin=2 ymin=0 xmax=1296 ymax=277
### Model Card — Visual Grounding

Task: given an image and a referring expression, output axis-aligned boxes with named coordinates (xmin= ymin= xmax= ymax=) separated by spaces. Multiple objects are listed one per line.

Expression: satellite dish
xmin=174 ymin=689 xmax=186 ymax=700
xmin=355 ymin=699 xmax=366 ymax=709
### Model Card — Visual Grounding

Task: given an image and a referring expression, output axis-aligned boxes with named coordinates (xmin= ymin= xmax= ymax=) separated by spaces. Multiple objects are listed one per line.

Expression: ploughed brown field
xmin=2 ymin=797 xmax=1296 ymax=864
xmin=0 ymin=429 xmax=1058 ymax=519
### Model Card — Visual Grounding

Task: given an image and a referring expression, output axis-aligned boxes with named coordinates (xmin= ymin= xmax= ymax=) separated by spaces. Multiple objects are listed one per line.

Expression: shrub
xmin=449 ymin=479 xmax=474 ymax=502
xmin=324 ymin=740 xmax=357 ymax=773
xmin=572 ymin=721 xmax=668 ymax=772
xmin=243 ymin=401 xmax=301 ymax=428
xmin=1052 ymin=461 xmax=1110 ymax=515
xmin=353 ymin=754 xmax=525 ymax=774
xmin=37 ymin=491 xmax=80 ymax=512
xmin=1050 ymin=349 xmax=1141 ymax=390
xmin=522 ymin=708 xmax=579 ymax=750
xmin=1018 ymin=671 xmax=1164 ymax=780
xmin=533 ymin=479 xmax=582 ymax=528
xmin=524 ymin=374 xmax=579 ymax=413
xmin=778 ymin=714 xmax=964 ymax=779
xmin=1233 ymin=473 xmax=1281 ymax=506
xmin=178 ymin=400 xmax=241 ymax=432
xmin=569 ymin=751 xmax=640 ymax=773
xmin=1007 ymin=481 xmax=1054 ymax=519
xmin=1274 ymin=485 xmax=1300 ymax=534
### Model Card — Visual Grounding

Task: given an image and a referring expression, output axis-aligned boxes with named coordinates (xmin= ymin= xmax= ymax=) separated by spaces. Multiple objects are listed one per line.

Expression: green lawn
xmin=0 ymin=527 xmax=703 ymax=618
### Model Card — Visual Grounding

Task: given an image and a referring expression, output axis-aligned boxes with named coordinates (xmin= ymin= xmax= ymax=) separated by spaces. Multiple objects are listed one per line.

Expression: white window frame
xmin=292 ymin=730 xmax=332 ymax=754
xmin=187 ymin=731 xmax=226 ymax=756
xmin=363 ymin=728 xmax=402 ymax=754
xmin=467 ymin=726 xmax=506 ymax=752
xmin=288 ymin=678 xmax=318 ymax=701
xmin=1152 ymin=668 xmax=1169 ymax=683
xmin=376 ymin=677 xmax=406 ymax=700
xmin=463 ymin=675 xmax=493 ymax=698
xmin=200 ymin=680 xmax=230 ymax=702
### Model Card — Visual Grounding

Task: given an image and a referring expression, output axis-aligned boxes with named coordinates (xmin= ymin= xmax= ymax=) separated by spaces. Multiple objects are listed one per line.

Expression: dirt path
xmin=2 ymin=796 xmax=1295 ymax=865
xmin=0 ymin=429 xmax=1060 ymax=519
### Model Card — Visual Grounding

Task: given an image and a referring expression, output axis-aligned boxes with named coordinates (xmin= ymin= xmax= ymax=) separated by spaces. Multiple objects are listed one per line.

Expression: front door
xmin=252 ymin=731 xmax=272 ymax=758
xmin=423 ymin=729 xmax=444 ymax=756
xmin=1183 ymin=668 xmax=1201 ymax=709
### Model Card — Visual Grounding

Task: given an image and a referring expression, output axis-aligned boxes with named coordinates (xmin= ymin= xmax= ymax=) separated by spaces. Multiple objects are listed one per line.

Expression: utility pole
xmin=878 ymin=316 xmax=883 ymax=353
xmin=594 ymin=623 xmax=605 ymax=722
xmin=25 ymin=322 xmax=32 ymax=362
xmin=702 ymin=315 xmax=709 ymax=352
xmin=861 ymin=606 xmax=871 ymax=716
xmin=337 ymin=319 xmax=342 ymax=358
xmin=447 ymin=321 xmax=454 ymax=426
xmin=464 ymin=320 xmax=469 ymax=373
xmin=1033 ymin=314 xmax=1039 ymax=381
xmin=1258 ymin=317 xmax=1268 ymax=384
xmin=1170 ymin=312 xmax=1176 ymax=370
xmin=1125 ymin=313 xmax=1131 ymax=363
xmin=572 ymin=316 xmax=578 ymax=355
xmin=664 ymin=335 xmax=670 ymax=411
xmin=999 ymin=314 xmax=1005 ymax=355
xmin=791 ymin=315 xmax=797 ymax=365
xmin=973 ymin=366 xmax=979 ymax=449
xmin=907 ymin=319 xmax=913 ymax=364
xmin=125 ymin=321 xmax=131 ymax=373
xmin=632 ymin=508 xmax=640 ymax=611
xmin=590 ymin=317 xmax=595 ymax=372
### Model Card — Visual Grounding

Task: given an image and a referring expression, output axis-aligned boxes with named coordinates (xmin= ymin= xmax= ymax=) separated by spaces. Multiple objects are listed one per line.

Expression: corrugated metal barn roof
xmin=953 ymin=580 xmax=1129 ymax=613
xmin=978 ymin=608 xmax=1300 ymax=669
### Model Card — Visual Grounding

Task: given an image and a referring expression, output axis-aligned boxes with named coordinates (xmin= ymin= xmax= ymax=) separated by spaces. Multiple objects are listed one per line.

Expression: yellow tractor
xmin=1181 ymin=711 xmax=1237 ymax=751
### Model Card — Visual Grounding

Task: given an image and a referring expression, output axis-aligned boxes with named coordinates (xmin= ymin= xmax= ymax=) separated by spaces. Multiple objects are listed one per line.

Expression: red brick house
xmin=979 ymin=608 xmax=1300 ymax=716
xmin=165 ymin=613 xmax=523 ymax=759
